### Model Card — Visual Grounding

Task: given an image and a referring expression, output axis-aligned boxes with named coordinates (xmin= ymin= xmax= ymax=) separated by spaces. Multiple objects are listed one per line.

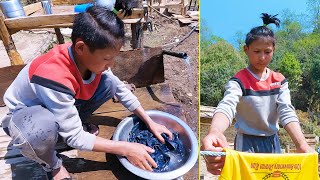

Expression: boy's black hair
xmin=245 ymin=13 xmax=280 ymax=46
xmin=71 ymin=6 xmax=125 ymax=52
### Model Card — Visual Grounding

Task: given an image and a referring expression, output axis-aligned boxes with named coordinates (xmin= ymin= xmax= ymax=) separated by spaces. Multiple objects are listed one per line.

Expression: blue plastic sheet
xmin=128 ymin=122 xmax=185 ymax=172
xmin=74 ymin=3 xmax=93 ymax=13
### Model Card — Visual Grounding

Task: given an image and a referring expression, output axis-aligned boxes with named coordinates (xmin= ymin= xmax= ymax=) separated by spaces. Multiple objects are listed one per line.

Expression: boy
xmin=2 ymin=6 xmax=172 ymax=179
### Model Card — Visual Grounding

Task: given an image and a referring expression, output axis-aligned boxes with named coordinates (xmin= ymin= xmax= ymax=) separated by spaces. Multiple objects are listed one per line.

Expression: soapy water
xmin=128 ymin=121 xmax=186 ymax=172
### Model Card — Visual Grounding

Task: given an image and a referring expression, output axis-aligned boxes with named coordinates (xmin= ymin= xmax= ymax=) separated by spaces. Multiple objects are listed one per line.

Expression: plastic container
xmin=41 ymin=0 xmax=52 ymax=14
xmin=0 ymin=0 xmax=26 ymax=18
xmin=94 ymin=0 xmax=115 ymax=10
xmin=74 ymin=3 xmax=93 ymax=13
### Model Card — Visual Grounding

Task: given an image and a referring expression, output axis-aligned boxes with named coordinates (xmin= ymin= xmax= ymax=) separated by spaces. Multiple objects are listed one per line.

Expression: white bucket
xmin=0 ymin=0 xmax=25 ymax=18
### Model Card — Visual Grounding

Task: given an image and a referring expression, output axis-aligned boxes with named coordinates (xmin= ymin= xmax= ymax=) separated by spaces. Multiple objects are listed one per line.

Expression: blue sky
xmin=201 ymin=0 xmax=309 ymax=46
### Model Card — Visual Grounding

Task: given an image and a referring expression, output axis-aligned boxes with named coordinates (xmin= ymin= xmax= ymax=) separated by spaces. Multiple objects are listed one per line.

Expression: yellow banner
xmin=219 ymin=149 xmax=319 ymax=180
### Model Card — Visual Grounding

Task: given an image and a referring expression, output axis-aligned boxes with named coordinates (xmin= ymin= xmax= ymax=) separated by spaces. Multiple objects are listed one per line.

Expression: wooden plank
xmin=0 ymin=138 xmax=11 ymax=146
xmin=23 ymin=2 xmax=42 ymax=16
xmin=131 ymin=22 xmax=143 ymax=49
xmin=0 ymin=128 xmax=19 ymax=159
xmin=304 ymin=133 xmax=316 ymax=138
xmin=188 ymin=15 xmax=198 ymax=21
xmin=9 ymin=20 xmax=146 ymax=34
xmin=172 ymin=14 xmax=185 ymax=19
xmin=9 ymin=23 xmax=73 ymax=34
xmin=0 ymin=152 xmax=77 ymax=179
xmin=0 ymin=15 xmax=24 ymax=65
xmin=186 ymin=10 xmax=199 ymax=16
xmin=150 ymin=4 xmax=182 ymax=9
xmin=200 ymin=105 xmax=216 ymax=119
xmin=117 ymin=8 xmax=144 ymax=19
xmin=0 ymin=157 xmax=47 ymax=179
xmin=177 ymin=18 xmax=193 ymax=24
xmin=53 ymin=0 xmax=91 ymax=5
xmin=5 ymin=8 xmax=144 ymax=33
xmin=5 ymin=13 xmax=76 ymax=31
xmin=122 ymin=18 xmax=145 ymax=24
xmin=70 ymin=0 xmax=91 ymax=4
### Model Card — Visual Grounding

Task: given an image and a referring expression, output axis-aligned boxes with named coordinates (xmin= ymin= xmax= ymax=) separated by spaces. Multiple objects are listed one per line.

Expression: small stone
xmin=187 ymin=93 xmax=192 ymax=97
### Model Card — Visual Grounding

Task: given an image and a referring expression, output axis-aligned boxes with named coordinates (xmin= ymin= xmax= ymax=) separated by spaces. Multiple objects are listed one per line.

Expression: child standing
xmin=2 ymin=6 xmax=172 ymax=179
xmin=201 ymin=13 xmax=315 ymax=175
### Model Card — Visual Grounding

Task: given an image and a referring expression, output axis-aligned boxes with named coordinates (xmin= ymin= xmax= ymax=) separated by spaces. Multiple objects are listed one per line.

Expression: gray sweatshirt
xmin=3 ymin=43 xmax=140 ymax=151
xmin=214 ymin=68 xmax=299 ymax=136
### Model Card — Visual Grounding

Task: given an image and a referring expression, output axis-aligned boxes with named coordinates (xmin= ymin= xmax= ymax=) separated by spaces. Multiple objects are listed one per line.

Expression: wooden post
xmin=54 ymin=28 xmax=64 ymax=44
xmin=149 ymin=0 xmax=152 ymax=15
xmin=131 ymin=22 xmax=143 ymax=49
xmin=181 ymin=0 xmax=185 ymax=15
xmin=0 ymin=15 xmax=24 ymax=65
xmin=159 ymin=0 xmax=166 ymax=14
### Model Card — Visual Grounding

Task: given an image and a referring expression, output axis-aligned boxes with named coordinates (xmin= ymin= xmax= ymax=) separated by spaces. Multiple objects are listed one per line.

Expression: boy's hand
xmin=132 ymin=106 xmax=172 ymax=143
xmin=124 ymin=142 xmax=158 ymax=171
xmin=147 ymin=121 xmax=173 ymax=144
xmin=201 ymin=129 xmax=229 ymax=175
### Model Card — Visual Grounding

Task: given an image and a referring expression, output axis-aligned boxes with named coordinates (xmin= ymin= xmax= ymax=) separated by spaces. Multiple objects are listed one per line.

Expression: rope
xmin=201 ymin=149 xmax=320 ymax=156
xmin=200 ymin=151 xmax=226 ymax=156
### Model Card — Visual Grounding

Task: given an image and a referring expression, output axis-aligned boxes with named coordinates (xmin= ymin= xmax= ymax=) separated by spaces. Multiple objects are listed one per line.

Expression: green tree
xmin=309 ymin=58 xmax=320 ymax=111
xmin=283 ymin=33 xmax=320 ymax=111
xmin=278 ymin=52 xmax=302 ymax=94
xmin=200 ymin=19 xmax=211 ymax=50
xmin=234 ymin=31 xmax=245 ymax=51
xmin=201 ymin=40 xmax=246 ymax=106
xmin=307 ymin=0 xmax=320 ymax=32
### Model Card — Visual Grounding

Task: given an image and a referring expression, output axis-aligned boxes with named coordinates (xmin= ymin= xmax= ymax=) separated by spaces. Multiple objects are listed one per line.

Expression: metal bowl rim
xmin=113 ymin=110 xmax=198 ymax=180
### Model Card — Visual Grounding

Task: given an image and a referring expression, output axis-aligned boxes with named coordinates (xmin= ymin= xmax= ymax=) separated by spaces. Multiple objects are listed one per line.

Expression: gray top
xmin=214 ymin=68 xmax=299 ymax=136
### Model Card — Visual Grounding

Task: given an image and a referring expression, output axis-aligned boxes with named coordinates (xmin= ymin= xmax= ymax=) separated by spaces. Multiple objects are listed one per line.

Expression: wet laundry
xmin=128 ymin=121 xmax=185 ymax=172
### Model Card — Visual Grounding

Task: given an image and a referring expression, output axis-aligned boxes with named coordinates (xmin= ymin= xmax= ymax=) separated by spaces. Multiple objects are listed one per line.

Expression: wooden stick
xmin=181 ymin=0 xmax=185 ymax=15
xmin=5 ymin=14 xmax=76 ymax=33
xmin=54 ymin=28 xmax=64 ymax=44
xmin=5 ymin=8 xmax=145 ymax=34
xmin=9 ymin=23 xmax=73 ymax=34
xmin=148 ymin=5 xmax=174 ymax=22
xmin=149 ymin=0 xmax=152 ymax=15
xmin=0 ymin=15 xmax=24 ymax=65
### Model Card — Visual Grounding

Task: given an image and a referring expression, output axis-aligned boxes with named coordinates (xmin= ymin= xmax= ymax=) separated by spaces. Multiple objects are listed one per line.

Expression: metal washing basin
xmin=112 ymin=110 xmax=198 ymax=180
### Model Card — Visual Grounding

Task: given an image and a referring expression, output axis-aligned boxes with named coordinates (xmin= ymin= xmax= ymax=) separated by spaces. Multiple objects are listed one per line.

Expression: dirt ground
xmin=131 ymin=10 xmax=199 ymax=179
xmin=143 ymin=12 xmax=199 ymax=137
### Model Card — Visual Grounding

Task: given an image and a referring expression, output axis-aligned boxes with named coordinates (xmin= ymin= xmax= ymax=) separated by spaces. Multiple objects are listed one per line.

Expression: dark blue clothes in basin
xmin=128 ymin=121 xmax=185 ymax=172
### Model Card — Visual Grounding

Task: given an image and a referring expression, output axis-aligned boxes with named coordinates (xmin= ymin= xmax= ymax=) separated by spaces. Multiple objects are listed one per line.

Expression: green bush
xmin=278 ymin=52 xmax=302 ymax=93
xmin=200 ymin=40 xmax=246 ymax=106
